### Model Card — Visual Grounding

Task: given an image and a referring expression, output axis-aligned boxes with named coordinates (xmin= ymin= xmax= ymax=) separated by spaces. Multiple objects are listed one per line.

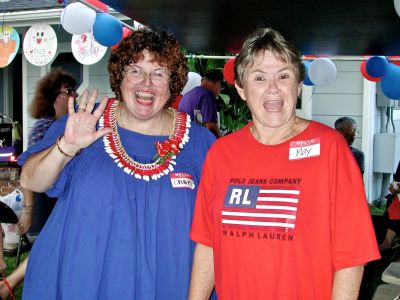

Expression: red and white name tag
xmin=289 ymin=138 xmax=320 ymax=160
xmin=170 ymin=173 xmax=195 ymax=189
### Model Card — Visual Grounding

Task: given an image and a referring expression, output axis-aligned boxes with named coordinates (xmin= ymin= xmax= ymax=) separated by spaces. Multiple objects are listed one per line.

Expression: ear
xmin=297 ymin=81 xmax=303 ymax=97
xmin=235 ymin=81 xmax=247 ymax=101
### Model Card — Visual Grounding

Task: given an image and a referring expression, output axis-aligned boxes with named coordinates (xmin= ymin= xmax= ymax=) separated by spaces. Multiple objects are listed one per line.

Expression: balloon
xmin=366 ymin=56 xmax=388 ymax=77
xmin=171 ymin=94 xmax=183 ymax=110
xmin=93 ymin=13 xmax=123 ymax=47
xmin=85 ymin=0 xmax=109 ymax=12
xmin=395 ymin=0 xmax=400 ymax=17
xmin=60 ymin=2 xmax=96 ymax=35
xmin=360 ymin=60 xmax=381 ymax=82
xmin=181 ymin=72 xmax=202 ymax=95
xmin=223 ymin=58 xmax=235 ymax=85
xmin=388 ymin=56 xmax=400 ymax=67
xmin=302 ymin=60 xmax=314 ymax=86
xmin=381 ymin=62 xmax=400 ymax=99
xmin=308 ymin=58 xmax=337 ymax=86
xmin=111 ymin=27 xmax=132 ymax=49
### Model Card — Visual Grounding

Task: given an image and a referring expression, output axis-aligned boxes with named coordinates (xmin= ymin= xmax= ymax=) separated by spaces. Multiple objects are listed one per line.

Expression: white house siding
xmin=87 ymin=50 xmax=115 ymax=101
xmin=309 ymin=60 xmax=377 ymax=201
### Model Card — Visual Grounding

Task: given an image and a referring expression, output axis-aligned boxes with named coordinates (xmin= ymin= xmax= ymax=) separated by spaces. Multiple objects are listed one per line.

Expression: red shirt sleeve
xmin=190 ymin=146 xmax=215 ymax=247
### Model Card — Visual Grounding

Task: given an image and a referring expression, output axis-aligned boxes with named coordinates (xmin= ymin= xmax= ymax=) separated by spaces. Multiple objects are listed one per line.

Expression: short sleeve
xmin=330 ymin=139 xmax=380 ymax=270
xmin=190 ymin=144 xmax=216 ymax=247
xmin=18 ymin=115 xmax=75 ymax=198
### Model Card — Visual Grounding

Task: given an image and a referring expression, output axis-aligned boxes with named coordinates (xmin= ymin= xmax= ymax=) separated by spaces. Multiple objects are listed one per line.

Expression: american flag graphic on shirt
xmin=222 ymin=185 xmax=300 ymax=231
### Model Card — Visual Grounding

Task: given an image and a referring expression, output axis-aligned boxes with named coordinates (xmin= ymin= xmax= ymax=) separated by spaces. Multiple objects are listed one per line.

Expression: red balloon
xmin=112 ymin=27 xmax=132 ymax=49
xmin=85 ymin=0 xmax=109 ymax=12
xmin=360 ymin=60 xmax=381 ymax=82
xmin=171 ymin=94 xmax=182 ymax=110
xmin=223 ymin=57 xmax=236 ymax=85
xmin=388 ymin=56 xmax=400 ymax=66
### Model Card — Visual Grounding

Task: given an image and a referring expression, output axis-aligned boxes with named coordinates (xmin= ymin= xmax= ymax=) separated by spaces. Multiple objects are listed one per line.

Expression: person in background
xmin=28 ymin=68 xmax=78 ymax=236
xmin=18 ymin=27 xmax=215 ymax=299
xmin=379 ymin=160 xmax=400 ymax=251
xmin=334 ymin=116 xmax=365 ymax=175
xmin=188 ymin=28 xmax=380 ymax=299
xmin=0 ymin=68 xmax=77 ymax=299
xmin=178 ymin=69 xmax=223 ymax=137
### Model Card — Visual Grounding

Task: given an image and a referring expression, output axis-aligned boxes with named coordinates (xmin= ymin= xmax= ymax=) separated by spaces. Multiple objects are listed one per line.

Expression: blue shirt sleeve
xmin=18 ymin=115 xmax=68 ymax=166
xmin=17 ymin=114 xmax=73 ymax=197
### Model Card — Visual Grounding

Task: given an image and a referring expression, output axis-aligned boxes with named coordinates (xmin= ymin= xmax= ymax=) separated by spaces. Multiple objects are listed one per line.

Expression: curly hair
xmin=234 ymin=28 xmax=305 ymax=88
xmin=30 ymin=68 xmax=77 ymax=119
xmin=108 ymin=26 xmax=188 ymax=107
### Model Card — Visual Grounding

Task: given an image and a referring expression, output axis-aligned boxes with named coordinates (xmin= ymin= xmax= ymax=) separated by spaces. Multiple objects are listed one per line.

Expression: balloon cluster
xmin=60 ymin=1 xmax=130 ymax=47
xmin=302 ymin=58 xmax=337 ymax=87
xmin=360 ymin=56 xmax=400 ymax=99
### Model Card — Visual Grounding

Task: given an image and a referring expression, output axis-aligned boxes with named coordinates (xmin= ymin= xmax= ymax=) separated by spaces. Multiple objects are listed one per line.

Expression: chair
xmin=0 ymin=201 xmax=32 ymax=269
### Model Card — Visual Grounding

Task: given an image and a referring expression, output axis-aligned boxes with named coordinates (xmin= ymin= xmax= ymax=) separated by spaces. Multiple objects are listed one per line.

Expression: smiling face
xmin=2 ymin=30 xmax=10 ymax=43
xmin=120 ymin=50 xmax=171 ymax=121
xmin=235 ymin=50 xmax=302 ymax=130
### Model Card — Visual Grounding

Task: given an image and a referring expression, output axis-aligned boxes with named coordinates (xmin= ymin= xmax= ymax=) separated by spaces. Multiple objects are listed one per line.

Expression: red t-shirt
xmin=191 ymin=121 xmax=380 ymax=300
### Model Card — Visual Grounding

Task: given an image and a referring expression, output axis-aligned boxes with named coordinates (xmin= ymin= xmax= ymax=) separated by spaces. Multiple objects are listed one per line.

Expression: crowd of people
xmin=1 ymin=25 xmax=397 ymax=299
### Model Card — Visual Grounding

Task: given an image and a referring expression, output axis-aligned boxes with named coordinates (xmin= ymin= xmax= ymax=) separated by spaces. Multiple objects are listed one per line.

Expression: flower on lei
xmin=154 ymin=138 xmax=182 ymax=164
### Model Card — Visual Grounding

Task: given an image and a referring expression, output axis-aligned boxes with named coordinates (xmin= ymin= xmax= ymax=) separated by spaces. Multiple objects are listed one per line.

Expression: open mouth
xmin=135 ymin=91 xmax=155 ymax=106
xmin=263 ymin=100 xmax=283 ymax=111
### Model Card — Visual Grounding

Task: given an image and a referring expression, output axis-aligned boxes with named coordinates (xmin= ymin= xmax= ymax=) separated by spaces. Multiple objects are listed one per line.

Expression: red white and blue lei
xmin=99 ymin=99 xmax=190 ymax=181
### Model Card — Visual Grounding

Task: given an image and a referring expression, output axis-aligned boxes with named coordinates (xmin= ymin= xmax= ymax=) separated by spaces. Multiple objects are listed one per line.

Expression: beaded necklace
xmin=99 ymin=99 xmax=190 ymax=181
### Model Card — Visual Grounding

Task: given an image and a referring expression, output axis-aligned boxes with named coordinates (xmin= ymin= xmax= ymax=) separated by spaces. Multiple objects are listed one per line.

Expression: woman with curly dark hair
xmin=18 ymin=27 xmax=216 ymax=299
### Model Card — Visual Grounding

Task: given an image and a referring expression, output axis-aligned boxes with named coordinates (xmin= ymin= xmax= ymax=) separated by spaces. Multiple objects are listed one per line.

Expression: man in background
xmin=335 ymin=116 xmax=365 ymax=175
xmin=178 ymin=69 xmax=223 ymax=137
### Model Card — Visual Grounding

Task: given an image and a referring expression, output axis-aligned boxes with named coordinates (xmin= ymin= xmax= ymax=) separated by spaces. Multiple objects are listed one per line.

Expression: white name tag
xmin=289 ymin=138 xmax=320 ymax=160
xmin=170 ymin=173 xmax=195 ymax=189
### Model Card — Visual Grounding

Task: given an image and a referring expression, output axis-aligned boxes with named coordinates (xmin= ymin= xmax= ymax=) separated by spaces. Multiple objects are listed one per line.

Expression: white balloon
xmin=308 ymin=58 xmax=337 ymax=87
xmin=61 ymin=3 xmax=96 ymax=35
xmin=181 ymin=72 xmax=202 ymax=95
xmin=395 ymin=0 xmax=400 ymax=17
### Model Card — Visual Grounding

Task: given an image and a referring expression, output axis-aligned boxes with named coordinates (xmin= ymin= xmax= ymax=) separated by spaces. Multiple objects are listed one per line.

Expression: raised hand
xmin=62 ymin=89 xmax=113 ymax=155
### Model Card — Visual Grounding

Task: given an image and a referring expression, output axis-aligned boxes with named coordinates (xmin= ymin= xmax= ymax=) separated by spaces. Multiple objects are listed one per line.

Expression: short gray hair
xmin=234 ymin=28 xmax=305 ymax=88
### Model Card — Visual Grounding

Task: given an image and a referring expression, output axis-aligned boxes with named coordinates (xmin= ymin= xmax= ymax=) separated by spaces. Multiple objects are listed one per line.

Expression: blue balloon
xmin=381 ymin=63 xmax=400 ymax=100
xmin=93 ymin=13 xmax=123 ymax=47
xmin=366 ymin=56 xmax=388 ymax=78
xmin=303 ymin=60 xmax=314 ymax=86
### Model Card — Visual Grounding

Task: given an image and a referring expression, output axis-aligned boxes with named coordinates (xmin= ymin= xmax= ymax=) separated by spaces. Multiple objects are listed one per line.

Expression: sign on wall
xmin=0 ymin=25 xmax=20 ymax=68
xmin=71 ymin=29 xmax=107 ymax=65
xmin=23 ymin=24 xmax=57 ymax=66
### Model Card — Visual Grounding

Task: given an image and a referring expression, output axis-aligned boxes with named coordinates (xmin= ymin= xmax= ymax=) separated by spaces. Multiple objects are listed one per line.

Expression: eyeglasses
xmin=60 ymin=88 xmax=77 ymax=97
xmin=124 ymin=66 xmax=169 ymax=86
